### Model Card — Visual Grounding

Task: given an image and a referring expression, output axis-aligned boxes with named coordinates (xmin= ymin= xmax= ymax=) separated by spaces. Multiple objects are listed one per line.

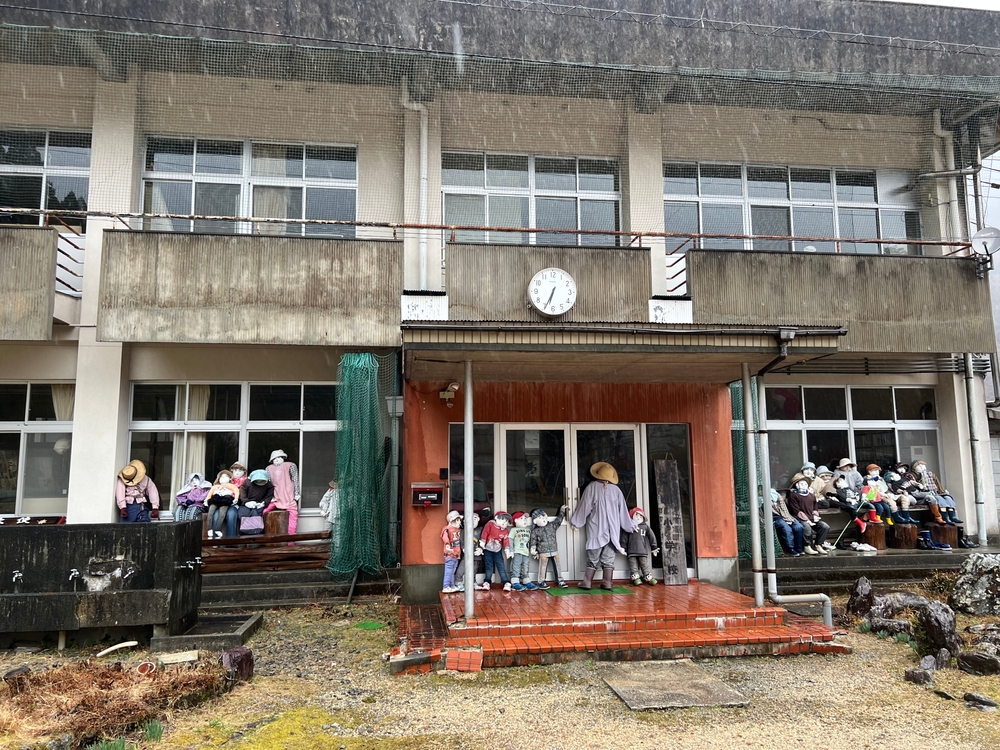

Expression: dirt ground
xmin=4 ymin=592 xmax=1000 ymax=750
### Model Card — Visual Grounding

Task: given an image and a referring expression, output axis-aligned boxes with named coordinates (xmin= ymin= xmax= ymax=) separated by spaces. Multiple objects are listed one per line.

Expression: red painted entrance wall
xmin=401 ymin=381 xmax=737 ymax=566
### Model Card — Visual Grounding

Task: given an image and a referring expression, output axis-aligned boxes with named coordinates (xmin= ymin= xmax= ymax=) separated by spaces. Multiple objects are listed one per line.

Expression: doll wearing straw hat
xmin=570 ymin=462 xmax=637 ymax=591
xmin=114 ymin=459 xmax=160 ymax=523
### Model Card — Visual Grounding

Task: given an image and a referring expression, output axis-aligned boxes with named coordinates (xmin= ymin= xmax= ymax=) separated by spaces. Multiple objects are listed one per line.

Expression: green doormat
xmin=355 ymin=621 xmax=387 ymax=630
xmin=546 ymin=585 xmax=634 ymax=596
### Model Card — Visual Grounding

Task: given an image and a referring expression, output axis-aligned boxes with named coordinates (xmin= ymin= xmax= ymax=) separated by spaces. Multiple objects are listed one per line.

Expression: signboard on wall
xmin=654 ymin=459 xmax=688 ymax=585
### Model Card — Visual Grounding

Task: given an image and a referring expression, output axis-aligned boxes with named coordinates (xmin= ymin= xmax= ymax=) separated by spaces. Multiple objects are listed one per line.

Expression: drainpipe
xmin=462 ymin=360 xmax=475 ymax=619
xmin=988 ymin=353 xmax=1000 ymax=409
xmin=964 ymin=353 xmax=989 ymax=546
xmin=754 ymin=334 xmax=833 ymax=628
xmin=401 ymin=82 xmax=429 ymax=290
xmin=742 ymin=363 xmax=765 ymax=608
xmin=933 ymin=109 xmax=964 ymax=245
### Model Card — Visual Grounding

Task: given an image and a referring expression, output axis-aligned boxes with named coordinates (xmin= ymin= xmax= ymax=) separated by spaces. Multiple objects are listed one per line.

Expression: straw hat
xmin=590 ymin=462 xmax=619 ymax=484
xmin=836 ymin=458 xmax=856 ymax=470
xmin=118 ymin=459 xmax=146 ymax=486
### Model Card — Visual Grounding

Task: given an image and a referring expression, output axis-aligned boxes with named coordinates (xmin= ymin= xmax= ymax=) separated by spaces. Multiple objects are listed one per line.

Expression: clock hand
xmin=544 ymin=287 xmax=556 ymax=310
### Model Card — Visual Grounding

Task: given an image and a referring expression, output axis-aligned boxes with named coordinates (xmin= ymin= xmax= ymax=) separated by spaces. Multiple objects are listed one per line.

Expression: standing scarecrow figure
xmin=570 ymin=462 xmax=637 ymax=591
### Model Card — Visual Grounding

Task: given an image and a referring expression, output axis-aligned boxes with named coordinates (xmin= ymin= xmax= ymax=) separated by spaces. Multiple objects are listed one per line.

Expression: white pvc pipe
xmin=965 ymin=353 xmax=989 ymax=546
xmin=742 ymin=364 xmax=764 ymax=608
xmin=401 ymin=84 xmax=429 ymax=290
xmin=463 ymin=359 xmax=475 ymax=619
xmin=933 ymin=109 xmax=964 ymax=245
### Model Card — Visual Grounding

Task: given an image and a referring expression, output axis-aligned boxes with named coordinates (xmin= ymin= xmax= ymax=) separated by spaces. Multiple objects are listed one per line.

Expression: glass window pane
xmin=747 ymin=167 xmax=788 ymax=199
xmin=851 ymin=388 xmax=894 ymax=420
xmin=444 ymin=193 xmax=485 ymax=243
xmin=663 ymin=163 xmax=698 ymax=196
xmin=700 ymin=164 xmax=742 ymax=196
xmin=881 ymin=210 xmax=922 ymax=256
xmin=575 ymin=429 xmax=636 ymax=512
xmin=767 ymin=430 xmax=803 ymax=490
xmin=195 ymin=140 xmax=242 ymax=175
xmin=301 ymin=431 xmax=337 ymax=509
xmin=806 ymin=430 xmax=850 ymax=472
xmin=766 ymin=386 xmax=802 ymax=421
xmin=838 ymin=208 xmax=879 ymax=254
xmin=701 ymin=204 xmax=743 ymax=249
xmin=32 ymin=384 xmax=74 ymax=422
xmin=535 ymin=157 xmax=576 ymax=191
xmin=305 ymin=188 xmax=356 ymax=238
xmin=145 ymin=138 xmax=194 ymax=173
xmin=488 ymin=195 xmax=529 ymax=245
xmin=249 ymin=385 xmax=301 ymax=421
xmin=0 ymin=130 xmax=44 ymax=166
xmin=895 ymin=388 xmax=937 ymax=420
xmin=792 ymin=207 xmax=836 ymax=253
xmin=854 ymin=429 xmax=897 ymax=470
xmin=579 ymin=199 xmax=619 ymax=246
xmin=253 ymin=185 xmax=303 ymax=235
xmin=143 ymin=181 xmax=193 ymax=231
xmin=536 ymin=197 xmax=577 ymax=246
xmin=441 ymin=153 xmax=484 ymax=187
xmin=486 ymin=154 xmax=528 ymax=189
xmin=898 ymin=429 xmax=939 ymax=472
xmin=645 ymin=424 xmax=694 ymax=568
xmin=804 ymin=388 xmax=846 ymax=421
xmin=46 ymin=175 xmax=88 ymax=232
xmin=303 ymin=385 xmax=337 ymax=421
xmin=184 ymin=431 xmax=238 ymax=482
xmin=790 ymin=168 xmax=832 ymax=201
xmin=47 ymin=132 xmax=91 ymax=168
xmin=132 ymin=384 xmax=180 ymax=421
xmin=20 ymin=432 xmax=71 ymax=515
xmin=129 ymin=431 xmax=178 ymax=502
xmin=188 ymin=384 xmax=241 ymax=421
xmin=251 ymin=143 xmax=302 ymax=178
xmin=0 ymin=175 xmax=44 ymax=225
xmin=194 ymin=183 xmax=240 ymax=234
xmin=0 ymin=384 xmax=28 ymax=422
xmin=0 ymin=433 xmax=20 ymax=514
xmin=247 ymin=431 xmax=299 ymax=471
xmin=507 ymin=428 xmax=567 ymax=516
xmin=579 ymin=159 xmax=619 ymax=192
xmin=449 ymin=423 xmax=495 ymax=514
xmin=305 ymin=146 xmax=357 ymax=180
xmin=751 ymin=205 xmax=790 ymax=251
xmin=664 ymin=202 xmax=698 ymax=253
xmin=836 ymin=170 xmax=877 ymax=203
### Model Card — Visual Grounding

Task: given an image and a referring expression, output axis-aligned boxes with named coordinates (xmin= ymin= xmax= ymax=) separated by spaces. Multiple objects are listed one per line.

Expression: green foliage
xmin=143 ymin=719 xmax=164 ymax=742
xmin=895 ymin=632 xmax=911 ymax=643
xmin=876 ymin=630 xmax=890 ymax=639
xmin=858 ymin=621 xmax=872 ymax=634
xmin=86 ymin=739 xmax=130 ymax=750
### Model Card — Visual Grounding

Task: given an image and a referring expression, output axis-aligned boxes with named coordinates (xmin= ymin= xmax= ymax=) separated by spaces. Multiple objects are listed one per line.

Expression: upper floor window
xmin=663 ymin=163 xmax=921 ymax=255
xmin=142 ymin=138 xmax=357 ymax=237
xmin=442 ymin=152 xmax=621 ymax=246
xmin=0 ymin=130 xmax=91 ymax=233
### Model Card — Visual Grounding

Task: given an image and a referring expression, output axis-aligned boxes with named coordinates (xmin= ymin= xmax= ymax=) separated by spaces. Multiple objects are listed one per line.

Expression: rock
xmin=919 ymin=601 xmax=962 ymax=655
xmin=934 ymin=689 xmax=957 ymax=700
xmin=904 ymin=667 xmax=934 ymax=685
xmin=3 ymin=666 xmax=30 ymax=695
xmin=936 ymin=648 xmax=952 ymax=670
xmin=950 ymin=553 xmax=1000 ymax=615
xmin=957 ymin=651 xmax=1000 ymax=676
xmin=847 ymin=577 xmax=876 ymax=617
xmin=919 ymin=655 xmax=937 ymax=672
xmin=963 ymin=692 xmax=999 ymax=707
xmin=967 ymin=623 xmax=987 ymax=634
xmin=220 ymin=646 xmax=254 ymax=684
xmin=966 ymin=702 xmax=998 ymax=712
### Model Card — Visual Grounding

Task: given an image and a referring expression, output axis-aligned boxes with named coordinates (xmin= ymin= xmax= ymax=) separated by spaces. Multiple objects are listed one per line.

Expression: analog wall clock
xmin=528 ymin=267 xmax=577 ymax=317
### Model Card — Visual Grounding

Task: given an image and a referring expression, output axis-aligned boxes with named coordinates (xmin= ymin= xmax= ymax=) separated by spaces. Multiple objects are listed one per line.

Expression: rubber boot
xmin=929 ymin=504 xmax=945 ymax=525
xmin=947 ymin=508 xmax=964 ymax=525
xmin=601 ymin=568 xmax=615 ymax=591
xmin=917 ymin=530 xmax=933 ymax=551
xmin=578 ymin=568 xmax=596 ymax=590
xmin=868 ymin=510 xmax=878 ymax=523
xmin=853 ymin=516 xmax=867 ymax=535
xmin=902 ymin=510 xmax=919 ymax=525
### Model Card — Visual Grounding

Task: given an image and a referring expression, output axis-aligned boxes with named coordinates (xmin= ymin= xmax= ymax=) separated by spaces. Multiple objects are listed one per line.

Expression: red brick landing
xmin=397 ymin=581 xmax=849 ymax=671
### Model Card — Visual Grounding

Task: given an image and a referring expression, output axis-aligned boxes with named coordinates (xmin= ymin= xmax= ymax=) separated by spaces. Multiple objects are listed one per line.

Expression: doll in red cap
xmin=620 ymin=507 xmax=659 ymax=585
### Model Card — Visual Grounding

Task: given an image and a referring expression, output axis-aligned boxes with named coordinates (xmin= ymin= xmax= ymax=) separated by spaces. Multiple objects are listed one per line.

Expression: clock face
xmin=528 ymin=267 xmax=577 ymax=317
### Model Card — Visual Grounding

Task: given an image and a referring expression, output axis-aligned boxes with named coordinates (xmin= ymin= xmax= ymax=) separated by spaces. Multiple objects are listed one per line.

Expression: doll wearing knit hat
xmin=620 ymin=507 xmax=659 ymax=585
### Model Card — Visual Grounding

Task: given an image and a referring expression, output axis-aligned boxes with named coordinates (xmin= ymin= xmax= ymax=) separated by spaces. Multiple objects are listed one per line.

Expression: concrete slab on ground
xmin=603 ymin=659 xmax=748 ymax=710
xmin=149 ymin=612 xmax=264 ymax=653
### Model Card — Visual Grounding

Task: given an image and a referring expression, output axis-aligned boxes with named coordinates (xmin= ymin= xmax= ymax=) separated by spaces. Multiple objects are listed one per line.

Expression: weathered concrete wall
xmin=0 ymin=227 xmax=57 ymax=341
xmin=446 ymin=243 xmax=651 ymax=322
xmin=688 ymin=250 xmax=996 ymax=354
xmin=0 ymin=63 xmax=95 ymax=129
xmin=98 ymin=232 xmax=402 ymax=346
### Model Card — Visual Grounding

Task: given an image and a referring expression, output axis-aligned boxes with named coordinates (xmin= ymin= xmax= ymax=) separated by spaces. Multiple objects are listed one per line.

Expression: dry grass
xmin=0 ymin=659 xmax=224 ymax=748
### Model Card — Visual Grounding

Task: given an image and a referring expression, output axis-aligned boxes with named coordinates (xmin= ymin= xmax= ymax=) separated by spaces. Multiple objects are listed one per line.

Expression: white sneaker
xmin=503 ymin=582 xmax=512 ymax=592
xmin=804 ymin=545 xmax=818 ymax=555
xmin=816 ymin=545 xmax=829 ymax=555
xmin=441 ymin=586 xmax=459 ymax=594
xmin=480 ymin=582 xmax=491 ymax=591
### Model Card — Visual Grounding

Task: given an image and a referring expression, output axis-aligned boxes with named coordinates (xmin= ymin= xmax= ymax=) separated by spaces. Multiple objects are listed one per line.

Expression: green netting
xmin=328 ymin=351 xmax=400 ymax=579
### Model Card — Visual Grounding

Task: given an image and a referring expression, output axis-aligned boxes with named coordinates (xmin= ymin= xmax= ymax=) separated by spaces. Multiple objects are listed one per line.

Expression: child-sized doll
xmin=828 ymin=475 xmax=876 ymax=548
xmin=454 ymin=512 xmax=480 ymax=592
xmin=786 ymin=472 xmax=830 ymax=554
xmin=530 ymin=506 xmax=568 ymax=589
xmin=174 ymin=472 xmax=211 ymax=522
xmin=441 ymin=510 xmax=463 ymax=593
xmin=205 ymin=469 xmax=241 ymax=539
xmin=621 ymin=507 xmax=659 ymax=585
xmin=508 ymin=512 xmax=538 ymax=591
xmin=478 ymin=511 xmax=513 ymax=592
xmin=861 ymin=464 xmax=898 ymax=526
xmin=884 ymin=466 xmax=919 ymax=524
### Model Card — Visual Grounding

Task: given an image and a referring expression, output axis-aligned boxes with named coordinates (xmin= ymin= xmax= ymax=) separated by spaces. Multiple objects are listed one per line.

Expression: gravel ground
xmin=3 ymin=596 xmax=1000 ymax=750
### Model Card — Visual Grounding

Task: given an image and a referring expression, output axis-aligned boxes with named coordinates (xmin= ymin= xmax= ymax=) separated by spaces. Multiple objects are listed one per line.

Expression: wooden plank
xmin=201 ymin=559 xmax=329 ymax=574
xmin=201 ymin=531 xmax=331 ymax=547
xmin=654 ymin=459 xmax=688 ymax=585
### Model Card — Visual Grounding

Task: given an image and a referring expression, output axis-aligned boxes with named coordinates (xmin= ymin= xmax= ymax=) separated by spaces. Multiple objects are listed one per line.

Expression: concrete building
xmin=1 ymin=0 xmax=998 ymax=602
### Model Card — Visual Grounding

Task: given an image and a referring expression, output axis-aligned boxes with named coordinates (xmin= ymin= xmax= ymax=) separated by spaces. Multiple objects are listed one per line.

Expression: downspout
xmin=964 ymin=353 xmax=989 ymax=546
xmin=741 ymin=363 xmax=764 ymax=609
xmin=755 ymin=333 xmax=833 ymax=627
xmin=933 ymin=109 xmax=964 ymax=246
xmin=401 ymin=82 xmax=429 ymax=290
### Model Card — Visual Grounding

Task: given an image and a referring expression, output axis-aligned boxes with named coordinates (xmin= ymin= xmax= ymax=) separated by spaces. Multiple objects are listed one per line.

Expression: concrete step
xmin=200 ymin=568 xmax=400 ymax=609
xmin=203 ymin=569 xmax=344 ymax=588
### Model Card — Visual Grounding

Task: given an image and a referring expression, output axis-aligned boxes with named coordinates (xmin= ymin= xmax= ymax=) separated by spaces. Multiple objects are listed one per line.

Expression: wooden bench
xmin=200 ymin=511 xmax=332 ymax=573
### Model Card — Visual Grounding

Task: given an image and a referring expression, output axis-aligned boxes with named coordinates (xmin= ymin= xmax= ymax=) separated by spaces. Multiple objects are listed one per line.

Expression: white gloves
xmin=530 ymin=546 xmax=538 ymax=558
xmin=503 ymin=547 xmax=514 ymax=560
xmin=652 ymin=549 xmax=660 ymax=557
xmin=474 ymin=546 xmax=483 ymax=557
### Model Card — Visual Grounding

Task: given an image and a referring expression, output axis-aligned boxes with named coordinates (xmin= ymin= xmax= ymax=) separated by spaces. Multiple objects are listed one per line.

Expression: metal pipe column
xmin=965 ymin=353 xmax=989 ymax=546
xmin=462 ymin=360 xmax=475 ymax=619
xmin=742 ymin=364 xmax=764 ymax=608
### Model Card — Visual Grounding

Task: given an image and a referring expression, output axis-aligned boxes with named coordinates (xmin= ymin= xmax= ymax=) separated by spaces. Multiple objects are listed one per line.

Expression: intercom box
xmin=411 ymin=481 xmax=445 ymax=506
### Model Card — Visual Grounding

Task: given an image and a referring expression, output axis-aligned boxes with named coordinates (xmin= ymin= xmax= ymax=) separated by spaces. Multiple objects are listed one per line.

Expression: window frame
xmin=0 ymin=380 xmax=75 ymax=517
xmin=141 ymin=137 xmax=359 ymax=236
xmin=0 ymin=129 xmax=91 ymax=230
xmin=441 ymin=151 xmax=622 ymax=246
xmin=663 ymin=162 xmax=922 ymax=254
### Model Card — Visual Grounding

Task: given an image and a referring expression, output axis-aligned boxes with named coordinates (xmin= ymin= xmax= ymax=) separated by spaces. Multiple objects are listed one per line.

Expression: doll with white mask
xmin=229 ymin=462 xmax=248 ymax=488
xmin=478 ymin=511 xmax=513 ymax=591
xmin=785 ymin=472 xmax=830 ymax=554
xmin=530 ymin=505 xmax=568 ymax=588
xmin=265 ymin=449 xmax=301 ymax=535
xmin=508 ymin=512 xmax=538 ymax=591
xmin=441 ymin=510 xmax=463 ymax=593
xmin=621 ymin=508 xmax=659 ymax=585
xmin=205 ymin=470 xmax=241 ymax=538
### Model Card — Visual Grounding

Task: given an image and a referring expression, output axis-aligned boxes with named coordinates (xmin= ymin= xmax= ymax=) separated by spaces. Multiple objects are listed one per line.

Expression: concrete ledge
xmin=149 ymin=612 xmax=264 ymax=653
xmin=696 ymin=557 xmax=739 ymax=592
xmin=401 ymin=564 xmax=445 ymax=605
